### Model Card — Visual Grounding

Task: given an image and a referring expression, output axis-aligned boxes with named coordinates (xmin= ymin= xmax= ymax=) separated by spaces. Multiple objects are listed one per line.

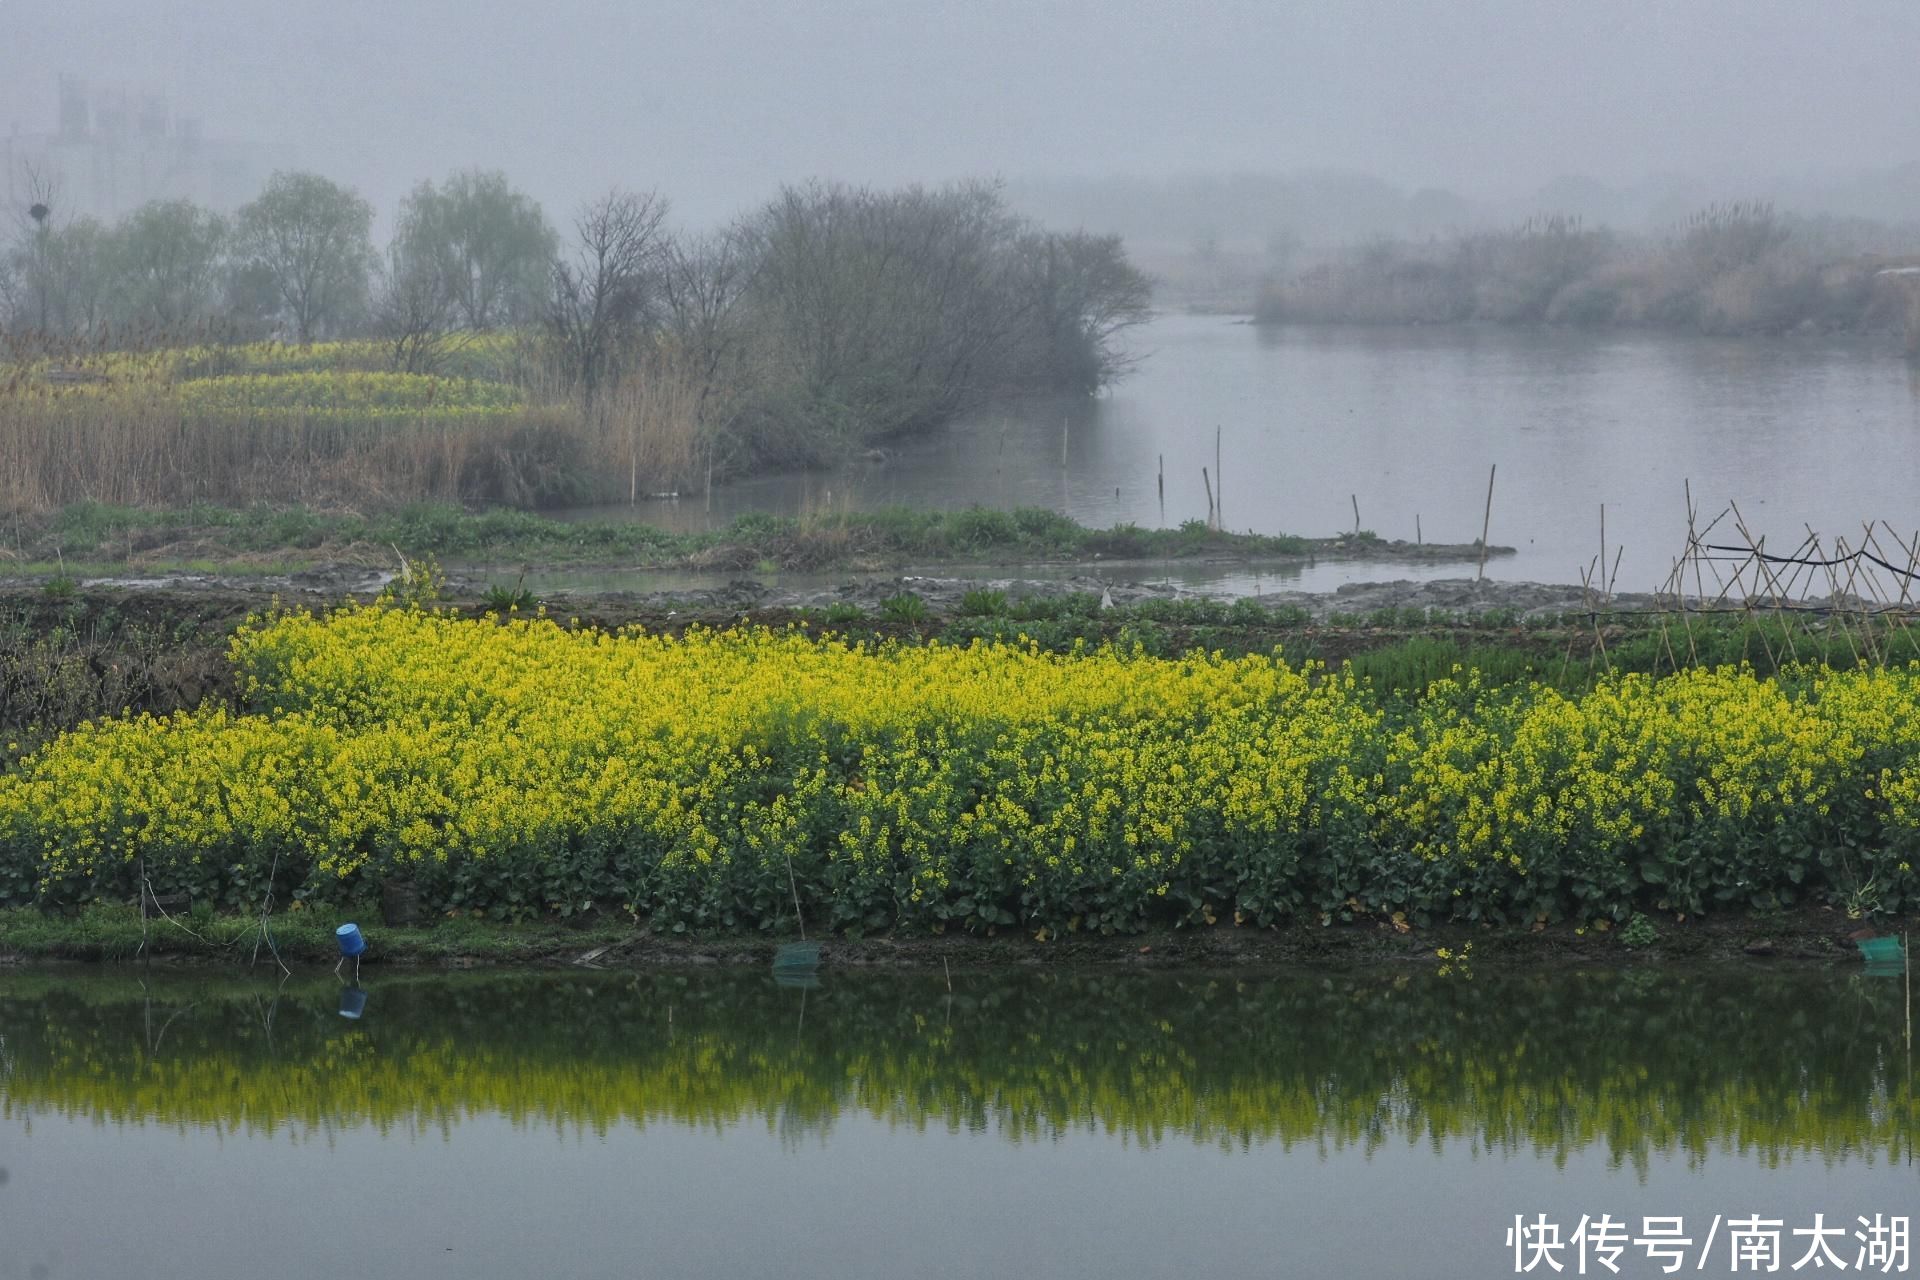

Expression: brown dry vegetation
xmin=0 ymin=389 xmax=580 ymax=511
xmin=0 ymin=336 xmax=749 ymax=513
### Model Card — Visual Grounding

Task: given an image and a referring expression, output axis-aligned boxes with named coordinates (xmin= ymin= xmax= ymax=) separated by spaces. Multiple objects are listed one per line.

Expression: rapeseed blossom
xmin=0 ymin=606 xmax=1914 ymax=930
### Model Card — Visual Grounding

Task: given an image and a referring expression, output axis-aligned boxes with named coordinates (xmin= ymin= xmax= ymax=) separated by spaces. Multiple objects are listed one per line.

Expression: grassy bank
xmin=5 ymin=604 xmax=1919 ymax=936
xmin=18 ymin=500 xmax=1356 ymax=570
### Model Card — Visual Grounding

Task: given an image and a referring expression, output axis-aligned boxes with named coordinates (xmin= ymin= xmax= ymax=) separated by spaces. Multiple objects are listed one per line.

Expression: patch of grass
xmin=1227 ymin=598 xmax=1270 ymax=626
xmin=880 ymin=592 xmax=929 ymax=621
xmin=1620 ymin=912 xmax=1659 ymax=949
xmin=1009 ymin=595 xmax=1064 ymax=622
xmin=9 ymin=501 xmax=1335 ymax=574
xmin=1346 ymin=637 xmax=1548 ymax=698
xmin=958 ymin=589 xmax=1009 ymax=617
xmin=483 ymin=581 xmax=538 ymax=613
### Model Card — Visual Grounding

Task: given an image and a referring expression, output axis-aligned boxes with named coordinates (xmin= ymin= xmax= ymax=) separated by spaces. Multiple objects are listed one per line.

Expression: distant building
xmin=5 ymin=74 xmax=273 ymax=218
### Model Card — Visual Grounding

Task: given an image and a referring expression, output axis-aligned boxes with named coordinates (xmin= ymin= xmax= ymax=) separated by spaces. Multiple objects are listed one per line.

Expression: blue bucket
xmin=336 ymin=922 xmax=368 ymax=957
xmin=338 ymin=987 xmax=368 ymax=1019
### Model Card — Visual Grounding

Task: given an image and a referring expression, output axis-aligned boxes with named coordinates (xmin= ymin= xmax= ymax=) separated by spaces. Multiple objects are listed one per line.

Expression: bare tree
xmin=371 ymin=235 xmax=460 ymax=374
xmin=545 ymin=189 xmax=669 ymax=405
xmin=0 ymin=251 xmax=17 ymax=330
xmin=1006 ymin=229 xmax=1153 ymax=391
xmin=737 ymin=180 xmax=1035 ymax=447
xmin=11 ymin=165 xmax=60 ymax=334
xmin=659 ymin=226 xmax=755 ymax=431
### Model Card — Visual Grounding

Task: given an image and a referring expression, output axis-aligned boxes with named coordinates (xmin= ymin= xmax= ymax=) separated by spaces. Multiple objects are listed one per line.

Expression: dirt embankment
xmin=557 ymin=905 xmax=1876 ymax=971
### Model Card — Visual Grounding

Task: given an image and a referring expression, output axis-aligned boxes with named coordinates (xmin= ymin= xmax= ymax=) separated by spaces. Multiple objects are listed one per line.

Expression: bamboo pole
xmin=1215 ymin=426 xmax=1222 ymax=528
xmin=1581 ymin=561 xmax=1611 ymax=673
xmin=1476 ymin=464 xmax=1496 ymax=581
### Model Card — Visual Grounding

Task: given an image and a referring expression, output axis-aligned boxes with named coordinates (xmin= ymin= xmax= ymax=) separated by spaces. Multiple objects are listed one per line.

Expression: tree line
xmin=1258 ymin=203 xmax=1919 ymax=339
xmin=2 ymin=168 xmax=1151 ymax=469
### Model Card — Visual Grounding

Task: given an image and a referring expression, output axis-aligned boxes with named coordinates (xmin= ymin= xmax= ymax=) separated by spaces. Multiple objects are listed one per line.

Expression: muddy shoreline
xmin=0 ymin=904 xmax=1887 ymax=971
xmin=18 ymin=561 xmax=1662 ymax=622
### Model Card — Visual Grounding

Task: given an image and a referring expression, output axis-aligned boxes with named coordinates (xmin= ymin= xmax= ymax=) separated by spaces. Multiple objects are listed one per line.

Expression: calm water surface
xmin=560 ymin=316 xmax=1920 ymax=597
xmin=1 ymin=966 xmax=1915 ymax=1279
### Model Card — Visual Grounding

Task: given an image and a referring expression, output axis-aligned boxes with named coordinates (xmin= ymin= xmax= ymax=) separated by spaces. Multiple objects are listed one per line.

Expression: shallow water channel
xmin=2 ymin=965 xmax=1916 ymax=1278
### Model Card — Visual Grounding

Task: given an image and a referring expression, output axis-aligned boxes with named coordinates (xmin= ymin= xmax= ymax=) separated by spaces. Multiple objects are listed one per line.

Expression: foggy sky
xmin=4 ymin=0 xmax=1918 ymax=227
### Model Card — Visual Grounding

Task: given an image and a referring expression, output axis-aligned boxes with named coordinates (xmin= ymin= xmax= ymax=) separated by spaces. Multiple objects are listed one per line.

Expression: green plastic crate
xmin=1857 ymin=936 xmax=1904 ymax=965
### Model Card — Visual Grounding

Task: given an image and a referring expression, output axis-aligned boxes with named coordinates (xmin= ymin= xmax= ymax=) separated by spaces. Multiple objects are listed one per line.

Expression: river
xmin=1 ymin=966 xmax=1914 ymax=1279
xmin=559 ymin=315 xmax=1920 ymax=597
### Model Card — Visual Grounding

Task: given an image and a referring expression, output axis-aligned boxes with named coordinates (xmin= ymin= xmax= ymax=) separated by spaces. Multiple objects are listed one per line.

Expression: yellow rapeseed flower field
xmin=1 ymin=605 xmax=1915 ymax=930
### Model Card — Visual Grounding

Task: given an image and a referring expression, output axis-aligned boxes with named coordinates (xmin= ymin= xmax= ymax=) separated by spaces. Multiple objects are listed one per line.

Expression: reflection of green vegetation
xmin=0 ymin=969 xmax=1910 ymax=1172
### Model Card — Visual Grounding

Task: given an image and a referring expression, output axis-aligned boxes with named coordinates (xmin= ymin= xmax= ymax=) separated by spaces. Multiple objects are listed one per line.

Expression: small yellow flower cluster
xmin=172 ymin=371 xmax=524 ymax=419
xmin=13 ymin=337 xmax=526 ymax=423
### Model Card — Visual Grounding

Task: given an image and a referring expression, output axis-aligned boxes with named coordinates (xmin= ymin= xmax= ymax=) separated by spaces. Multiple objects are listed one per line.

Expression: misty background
xmin=7 ymin=0 xmax=1920 ymax=254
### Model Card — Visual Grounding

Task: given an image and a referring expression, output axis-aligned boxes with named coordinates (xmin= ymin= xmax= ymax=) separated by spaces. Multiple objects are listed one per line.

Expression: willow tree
xmin=233 ymin=172 xmax=377 ymax=342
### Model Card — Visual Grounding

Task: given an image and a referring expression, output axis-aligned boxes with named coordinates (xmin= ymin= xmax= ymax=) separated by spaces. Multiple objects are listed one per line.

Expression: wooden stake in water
xmin=250 ymin=845 xmax=290 ymax=978
xmin=784 ymin=850 xmax=807 ymax=942
xmin=1477 ymin=463 xmax=1497 ymax=581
